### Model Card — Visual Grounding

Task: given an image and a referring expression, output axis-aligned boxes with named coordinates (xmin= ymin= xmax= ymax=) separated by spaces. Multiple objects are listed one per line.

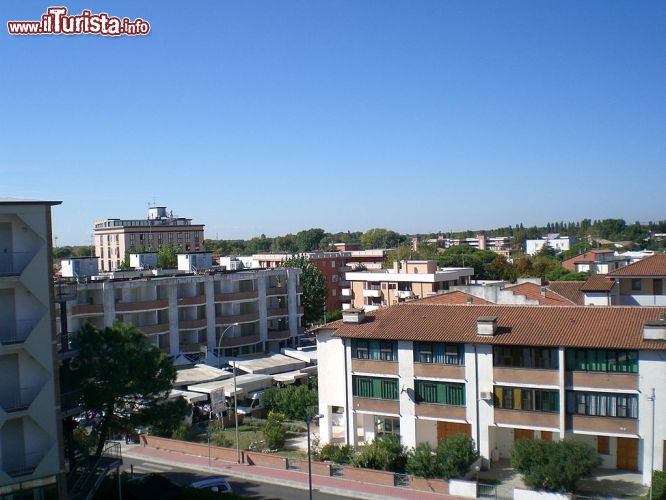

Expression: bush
xmin=351 ymin=434 xmax=408 ymax=472
xmin=171 ymin=423 xmax=198 ymax=442
xmin=652 ymin=470 xmax=666 ymax=500
xmin=318 ymin=443 xmax=355 ymax=464
xmin=73 ymin=427 xmax=99 ymax=450
xmin=407 ymin=442 xmax=437 ymax=478
xmin=511 ymin=439 xmax=601 ymax=492
xmin=262 ymin=411 xmax=287 ymax=450
xmin=210 ymin=431 xmax=232 ymax=448
xmin=436 ymin=433 xmax=478 ymax=479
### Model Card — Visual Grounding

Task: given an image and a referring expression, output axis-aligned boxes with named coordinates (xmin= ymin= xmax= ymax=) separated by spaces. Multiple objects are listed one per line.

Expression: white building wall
xmin=638 ymin=350 xmax=666 ymax=484
xmin=316 ymin=330 xmax=348 ymax=445
xmin=398 ymin=340 xmax=416 ymax=448
xmin=583 ymin=291 xmax=611 ymax=306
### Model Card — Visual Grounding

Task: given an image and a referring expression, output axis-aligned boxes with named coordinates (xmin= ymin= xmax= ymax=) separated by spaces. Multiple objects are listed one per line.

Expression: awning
xmin=272 ymin=370 xmax=309 ymax=385
xmin=169 ymin=389 xmax=208 ymax=404
xmin=187 ymin=373 xmax=274 ymax=398
xmin=233 ymin=353 xmax=306 ymax=375
xmin=175 ymin=364 xmax=233 ymax=387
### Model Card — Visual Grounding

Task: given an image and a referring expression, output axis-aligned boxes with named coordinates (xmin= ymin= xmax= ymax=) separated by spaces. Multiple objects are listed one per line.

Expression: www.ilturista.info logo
xmin=7 ymin=7 xmax=150 ymax=36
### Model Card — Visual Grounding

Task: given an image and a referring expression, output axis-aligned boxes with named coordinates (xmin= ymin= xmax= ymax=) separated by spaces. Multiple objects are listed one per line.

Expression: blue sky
xmin=1 ymin=1 xmax=664 ymax=245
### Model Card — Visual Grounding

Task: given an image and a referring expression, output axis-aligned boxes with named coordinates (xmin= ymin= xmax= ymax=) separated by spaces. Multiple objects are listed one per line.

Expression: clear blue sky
xmin=1 ymin=1 xmax=664 ymax=245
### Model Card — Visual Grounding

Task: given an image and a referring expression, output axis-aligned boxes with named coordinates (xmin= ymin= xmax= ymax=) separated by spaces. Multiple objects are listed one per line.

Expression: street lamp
xmin=305 ymin=413 xmax=324 ymax=500
xmin=216 ymin=323 xmax=239 ymax=369
xmin=215 ymin=322 xmax=241 ymax=463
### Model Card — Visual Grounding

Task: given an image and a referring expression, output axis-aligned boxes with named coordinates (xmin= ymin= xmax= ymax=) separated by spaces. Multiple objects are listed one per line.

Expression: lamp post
xmin=215 ymin=322 xmax=241 ymax=463
xmin=216 ymin=322 xmax=239 ymax=369
xmin=305 ymin=413 xmax=324 ymax=500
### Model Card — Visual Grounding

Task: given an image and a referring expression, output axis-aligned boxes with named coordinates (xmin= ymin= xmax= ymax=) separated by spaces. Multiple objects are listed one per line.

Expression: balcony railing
xmin=0 ymin=385 xmax=42 ymax=413
xmin=137 ymin=323 xmax=170 ymax=335
xmin=177 ymin=295 xmax=206 ymax=306
xmin=214 ymin=290 xmax=258 ymax=302
xmin=115 ymin=299 xmax=168 ymax=312
xmin=54 ymin=280 xmax=77 ymax=301
xmin=178 ymin=318 xmax=207 ymax=330
xmin=71 ymin=303 xmax=104 ymax=316
xmin=267 ymin=286 xmax=288 ymax=296
xmin=216 ymin=312 xmax=260 ymax=324
xmin=4 ymin=450 xmax=46 ymax=477
xmin=0 ymin=251 xmax=33 ymax=277
xmin=268 ymin=329 xmax=290 ymax=340
xmin=0 ymin=319 xmax=38 ymax=345
xmin=267 ymin=307 xmax=289 ymax=317
xmin=220 ymin=334 xmax=260 ymax=347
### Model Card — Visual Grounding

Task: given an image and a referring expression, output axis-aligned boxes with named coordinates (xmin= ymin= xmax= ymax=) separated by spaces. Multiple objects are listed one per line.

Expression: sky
xmin=1 ymin=1 xmax=664 ymax=245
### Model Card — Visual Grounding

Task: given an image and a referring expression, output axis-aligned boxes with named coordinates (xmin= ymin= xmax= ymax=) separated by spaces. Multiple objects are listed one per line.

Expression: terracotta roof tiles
xmin=503 ymin=282 xmax=574 ymax=306
xmin=606 ymin=254 xmax=666 ymax=277
xmin=413 ymin=291 xmax=491 ymax=305
xmin=579 ymin=274 xmax=615 ymax=292
xmin=545 ymin=281 xmax=585 ymax=305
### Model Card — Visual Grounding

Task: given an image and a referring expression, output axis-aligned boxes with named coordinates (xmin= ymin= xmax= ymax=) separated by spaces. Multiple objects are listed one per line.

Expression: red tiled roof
xmin=579 ymin=274 xmax=614 ymax=292
xmin=546 ymin=281 xmax=585 ymax=305
xmin=414 ymin=291 xmax=491 ymax=305
xmin=331 ymin=304 xmax=666 ymax=350
xmin=606 ymin=254 xmax=666 ymax=277
xmin=503 ymin=282 xmax=573 ymax=306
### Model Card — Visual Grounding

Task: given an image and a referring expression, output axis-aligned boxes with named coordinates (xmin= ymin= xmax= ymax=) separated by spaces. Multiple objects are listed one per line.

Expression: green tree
xmin=351 ymin=434 xmax=408 ymax=472
xmin=157 ymin=245 xmax=177 ymax=268
xmin=68 ymin=321 xmax=186 ymax=458
xmin=407 ymin=442 xmax=438 ymax=478
xmin=263 ymin=411 xmax=287 ymax=449
xmin=262 ymin=385 xmax=318 ymax=420
xmin=281 ymin=255 xmax=327 ymax=325
xmin=361 ymin=228 xmax=402 ymax=250
xmin=435 ymin=433 xmax=478 ymax=479
xmin=511 ymin=439 xmax=601 ymax=492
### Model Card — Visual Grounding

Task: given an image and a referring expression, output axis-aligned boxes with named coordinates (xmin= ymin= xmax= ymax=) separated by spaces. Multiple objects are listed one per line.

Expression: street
xmin=121 ymin=455 xmax=349 ymax=500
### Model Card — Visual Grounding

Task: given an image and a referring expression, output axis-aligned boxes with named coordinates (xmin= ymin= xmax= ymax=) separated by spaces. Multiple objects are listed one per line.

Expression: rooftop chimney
xmin=466 ymin=296 xmax=473 ymax=305
xmin=477 ymin=316 xmax=498 ymax=336
xmin=643 ymin=317 xmax=666 ymax=341
xmin=343 ymin=308 xmax=366 ymax=324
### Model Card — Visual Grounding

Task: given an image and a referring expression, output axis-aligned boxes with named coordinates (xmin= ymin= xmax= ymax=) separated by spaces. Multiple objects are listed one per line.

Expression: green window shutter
xmin=436 ymin=382 xmax=446 ymax=404
xmin=628 ymin=351 xmax=638 ymax=373
xmin=372 ymin=378 xmax=381 ymax=398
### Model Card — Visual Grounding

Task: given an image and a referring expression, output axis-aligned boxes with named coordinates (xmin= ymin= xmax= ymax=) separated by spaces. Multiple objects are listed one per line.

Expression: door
xmin=436 ymin=421 xmax=471 ymax=444
xmin=540 ymin=431 xmax=553 ymax=442
xmin=0 ymin=223 xmax=12 ymax=274
xmin=514 ymin=428 xmax=534 ymax=442
xmin=616 ymin=437 xmax=639 ymax=471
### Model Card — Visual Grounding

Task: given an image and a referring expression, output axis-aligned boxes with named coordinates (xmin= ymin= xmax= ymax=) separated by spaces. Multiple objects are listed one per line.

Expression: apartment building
xmin=343 ymin=260 xmax=473 ymax=310
xmin=562 ymin=249 xmax=630 ymax=274
xmin=316 ymin=305 xmax=666 ymax=485
xmin=0 ymin=200 xmax=65 ymax=498
xmin=94 ymin=206 xmax=205 ymax=272
xmin=525 ymin=234 xmax=574 ymax=255
xmin=606 ymin=254 xmax=666 ymax=306
xmin=252 ymin=250 xmax=387 ymax=313
xmin=57 ymin=267 xmax=304 ymax=360
xmin=438 ymin=235 xmax=513 ymax=259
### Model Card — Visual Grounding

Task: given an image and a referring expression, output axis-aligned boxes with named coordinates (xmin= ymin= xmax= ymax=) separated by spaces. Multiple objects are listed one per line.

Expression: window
xmin=494 ymin=386 xmax=559 ymax=412
xmin=379 ymin=342 xmax=394 ymax=361
xmin=493 ymin=346 xmax=558 ymax=369
xmin=352 ymin=376 xmax=398 ymax=400
xmin=631 ymin=279 xmax=642 ymax=291
xmin=597 ymin=435 xmax=610 ymax=455
xmin=566 ymin=349 xmax=638 ymax=373
xmin=566 ymin=391 xmax=638 ymax=419
xmin=415 ymin=381 xmax=465 ymax=405
xmin=414 ymin=342 xmax=464 ymax=365
xmin=353 ymin=340 xmax=369 ymax=359
xmin=375 ymin=416 xmax=400 ymax=436
xmin=351 ymin=340 xmax=397 ymax=361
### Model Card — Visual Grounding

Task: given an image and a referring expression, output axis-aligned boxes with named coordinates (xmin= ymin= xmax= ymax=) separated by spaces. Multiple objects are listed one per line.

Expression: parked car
xmin=190 ymin=476 xmax=233 ymax=494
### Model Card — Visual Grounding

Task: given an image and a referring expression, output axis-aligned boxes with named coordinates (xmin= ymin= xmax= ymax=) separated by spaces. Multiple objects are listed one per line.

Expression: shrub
xmin=171 ymin=422 xmax=198 ymax=442
xmin=351 ymin=434 xmax=408 ymax=472
xmin=210 ymin=431 xmax=232 ymax=448
xmin=262 ymin=411 xmax=287 ymax=450
xmin=318 ymin=443 xmax=355 ymax=464
xmin=435 ymin=433 xmax=478 ymax=479
xmin=652 ymin=470 xmax=666 ymax=500
xmin=407 ymin=442 xmax=437 ymax=478
xmin=511 ymin=439 xmax=601 ymax=492
xmin=73 ymin=427 xmax=99 ymax=450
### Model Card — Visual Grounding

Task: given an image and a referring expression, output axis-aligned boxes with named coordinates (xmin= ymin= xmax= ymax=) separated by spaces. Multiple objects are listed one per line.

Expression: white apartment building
xmin=58 ymin=268 xmax=304 ymax=360
xmin=0 ymin=200 xmax=65 ymax=498
xmin=525 ymin=234 xmax=574 ymax=255
xmin=317 ymin=305 xmax=666 ymax=486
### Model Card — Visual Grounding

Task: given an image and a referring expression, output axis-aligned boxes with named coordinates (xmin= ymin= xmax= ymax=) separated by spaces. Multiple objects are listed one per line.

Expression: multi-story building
xmin=94 ymin=206 xmax=205 ymax=272
xmin=438 ymin=235 xmax=513 ymax=259
xmin=562 ymin=249 xmax=630 ymax=274
xmin=57 ymin=267 xmax=304 ymax=359
xmin=525 ymin=234 xmax=575 ymax=255
xmin=316 ymin=304 xmax=666 ymax=485
xmin=252 ymin=250 xmax=387 ymax=314
xmin=344 ymin=260 xmax=473 ymax=310
xmin=0 ymin=199 xmax=66 ymax=498
xmin=606 ymin=254 xmax=666 ymax=306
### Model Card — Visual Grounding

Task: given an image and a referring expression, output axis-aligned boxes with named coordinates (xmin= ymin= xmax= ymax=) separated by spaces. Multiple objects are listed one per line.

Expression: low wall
xmin=343 ymin=466 xmax=395 ymax=486
xmin=245 ymin=452 xmax=288 ymax=470
xmin=514 ymin=488 xmax=572 ymax=500
xmin=308 ymin=461 xmax=332 ymax=477
xmin=410 ymin=476 xmax=449 ymax=494
xmin=449 ymin=479 xmax=477 ymax=498
xmin=463 ymin=457 xmax=484 ymax=480
xmin=143 ymin=435 xmax=241 ymax=463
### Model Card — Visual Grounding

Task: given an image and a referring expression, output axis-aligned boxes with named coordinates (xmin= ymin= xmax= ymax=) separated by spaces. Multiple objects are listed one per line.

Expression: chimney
xmin=477 ymin=316 xmax=498 ymax=336
xmin=541 ymin=287 xmax=547 ymax=297
xmin=466 ymin=296 xmax=473 ymax=305
xmin=343 ymin=308 xmax=366 ymax=324
xmin=643 ymin=316 xmax=666 ymax=341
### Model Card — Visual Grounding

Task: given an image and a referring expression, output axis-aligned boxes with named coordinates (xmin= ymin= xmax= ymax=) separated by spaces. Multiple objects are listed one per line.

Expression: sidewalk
xmin=124 ymin=443 xmax=455 ymax=499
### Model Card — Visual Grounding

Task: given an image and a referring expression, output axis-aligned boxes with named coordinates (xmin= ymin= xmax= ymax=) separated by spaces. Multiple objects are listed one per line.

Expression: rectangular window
xmin=414 ymin=342 xmax=464 ymax=365
xmin=493 ymin=346 xmax=558 ymax=369
xmin=494 ymin=386 xmax=559 ymax=412
xmin=631 ymin=279 xmax=642 ymax=291
xmin=415 ymin=380 xmax=465 ymax=405
xmin=566 ymin=391 xmax=638 ymax=419
xmin=566 ymin=349 xmax=638 ymax=374
xmin=597 ymin=436 xmax=610 ymax=455
xmin=352 ymin=376 xmax=398 ymax=400
xmin=374 ymin=416 xmax=400 ymax=436
xmin=351 ymin=340 xmax=397 ymax=361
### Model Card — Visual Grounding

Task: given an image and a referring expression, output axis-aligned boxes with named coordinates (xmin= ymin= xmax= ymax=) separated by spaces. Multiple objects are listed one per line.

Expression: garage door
xmin=437 ymin=421 xmax=471 ymax=444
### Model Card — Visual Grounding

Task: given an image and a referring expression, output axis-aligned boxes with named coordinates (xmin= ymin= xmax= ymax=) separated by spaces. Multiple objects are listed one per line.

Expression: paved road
xmin=121 ymin=455 xmax=349 ymax=500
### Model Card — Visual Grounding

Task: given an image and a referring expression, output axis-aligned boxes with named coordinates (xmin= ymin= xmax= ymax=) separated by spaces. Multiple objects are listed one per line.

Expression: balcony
xmin=567 ymin=414 xmax=638 ymax=435
xmin=4 ymin=450 xmax=46 ymax=478
xmin=116 ymin=299 xmax=168 ymax=313
xmin=566 ymin=371 xmax=638 ymax=391
xmin=363 ymin=289 xmax=382 ymax=298
xmin=53 ymin=280 xmax=77 ymax=301
xmin=71 ymin=303 xmax=104 ymax=317
xmin=0 ymin=251 xmax=33 ymax=277
xmin=0 ymin=385 xmax=42 ymax=413
xmin=494 ymin=367 xmax=559 ymax=387
xmin=179 ymin=342 xmax=205 ymax=353
xmin=220 ymin=334 xmax=260 ymax=348
xmin=216 ymin=312 xmax=260 ymax=324
xmin=351 ymin=359 xmax=399 ymax=375
xmin=494 ymin=409 xmax=559 ymax=429
xmin=415 ymin=403 xmax=467 ymax=420
xmin=178 ymin=318 xmax=207 ymax=330
xmin=214 ymin=290 xmax=258 ymax=302
xmin=267 ymin=307 xmax=289 ymax=318
xmin=414 ymin=363 xmax=465 ymax=380
xmin=268 ymin=329 xmax=290 ymax=340
xmin=394 ymin=290 xmax=415 ymax=299
xmin=177 ymin=295 xmax=206 ymax=306
xmin=0 ymin=319 xmax=38 ymax=345
xmin=267 ymin=286 xmax=288 ymax=296
xmin=137 ymin=322 xmax=170 ymax=335
xmin=352 ymin=397 xmax=400 ymax=414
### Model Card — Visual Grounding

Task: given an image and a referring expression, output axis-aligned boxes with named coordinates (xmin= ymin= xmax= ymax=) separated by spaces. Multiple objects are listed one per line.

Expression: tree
xmin=263 ymin=411 xmax=287 ymax=449
xmin=351 ymin=434 xmax=408 ymax=472
xmin=407 ymin=442 xmax=438 ymax=478
xmin=281 ymin=255 xmax=327 ymax=325
xmin=435 ymin=433 xmax=478 ymax=479
xmin=157 ymin=245 xmax=177 ymax=269
xmin=68 ymin=321 xmax=186 ymax=458
xmin=361 ymin=228 xmax=402 ymax=250
xmin=511 ymin=438 xmax=601 ymax=492
xmin=262 ymin=385 xmax=318 ymax=420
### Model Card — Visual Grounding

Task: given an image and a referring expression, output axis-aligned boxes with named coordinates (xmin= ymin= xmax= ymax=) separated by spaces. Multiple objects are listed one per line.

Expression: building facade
xmin=94 ymin=206 xmax=205 ymax=272
xmin=562 ymin=249 xmax=629 ymax=274
xmin=344 ymin=260 xmax=474 ymax=310
xmin=58 ymin=268 xmax=304 ymax=360
xmin=0 ymin=200 xmax=65 ymax=498
xmin=316 ymin=305 xmax=666 ymax=485
xmin=525 ymin=234 xmax=574 ymax=255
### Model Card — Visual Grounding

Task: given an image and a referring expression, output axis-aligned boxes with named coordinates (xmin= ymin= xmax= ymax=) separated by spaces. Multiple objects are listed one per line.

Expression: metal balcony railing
xmin=54 ymin=280 xmax=78 ymax=301
xmin=0 ymin=385 xmax=42 ymax=412
xmin=0 ymin=251 xmax=33 ymax=276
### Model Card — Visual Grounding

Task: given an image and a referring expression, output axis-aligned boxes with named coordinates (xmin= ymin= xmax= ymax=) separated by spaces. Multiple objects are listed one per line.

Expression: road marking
xmin=130 ymin=462 xmax=174 ymax=473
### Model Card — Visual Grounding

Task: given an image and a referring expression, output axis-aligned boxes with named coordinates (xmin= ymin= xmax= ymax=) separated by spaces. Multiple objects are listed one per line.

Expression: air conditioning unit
xmin=480 ymin=391 xmax=493 ymax=401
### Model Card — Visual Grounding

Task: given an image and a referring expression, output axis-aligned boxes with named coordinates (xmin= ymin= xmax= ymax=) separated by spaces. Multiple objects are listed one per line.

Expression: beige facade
xmin=0 ymin=200 xmax=65 ymax=498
